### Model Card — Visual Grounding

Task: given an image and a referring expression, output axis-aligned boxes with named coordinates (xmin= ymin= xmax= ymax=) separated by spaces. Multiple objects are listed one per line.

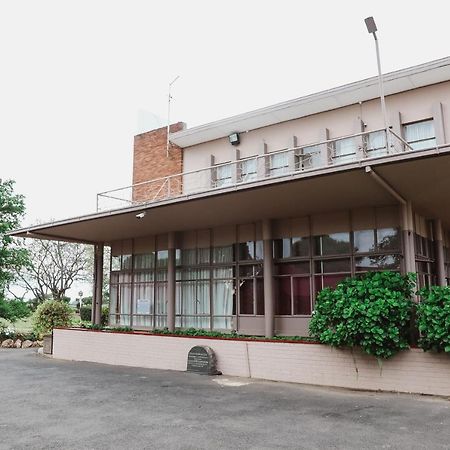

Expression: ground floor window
xmin=109 ymin=226 xmax=408 ymax=329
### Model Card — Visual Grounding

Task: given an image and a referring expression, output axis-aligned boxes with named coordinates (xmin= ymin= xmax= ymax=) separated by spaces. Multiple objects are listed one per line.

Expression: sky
xmin=1 ymin=0 xmax=449 ymax=298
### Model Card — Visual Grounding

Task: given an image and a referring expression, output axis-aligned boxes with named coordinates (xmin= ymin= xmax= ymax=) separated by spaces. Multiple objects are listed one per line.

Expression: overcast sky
xmin=1 ymin=0 xmax=449 ymax=227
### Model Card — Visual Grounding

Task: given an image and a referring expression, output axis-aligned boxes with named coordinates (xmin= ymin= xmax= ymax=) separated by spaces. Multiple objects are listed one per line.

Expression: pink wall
xmin=53 ymin=329 xmax=450 ymax=397
xmin=183 ymin=82 xmax=450 ymax=174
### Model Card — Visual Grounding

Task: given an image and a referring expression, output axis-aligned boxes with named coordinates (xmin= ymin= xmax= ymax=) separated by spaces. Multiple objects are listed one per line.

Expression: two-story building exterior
xmin=12 ymin=57 xmax=450 ymax=337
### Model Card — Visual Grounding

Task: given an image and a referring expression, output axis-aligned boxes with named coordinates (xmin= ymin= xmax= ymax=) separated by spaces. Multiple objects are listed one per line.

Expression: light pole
xmin=78 ymin=290 xmax=83 ymax=314
xmin=365 ymin=16 xmax=390 ymax=150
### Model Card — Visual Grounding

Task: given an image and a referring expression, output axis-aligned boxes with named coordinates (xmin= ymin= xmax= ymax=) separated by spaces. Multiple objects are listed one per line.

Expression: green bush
xmin=80 ymin=305 xmax=109 ymax=326
xmin=416 ymin=286 xmax=450 ymax=353
xmin=309 ymin=271 xmax=415 ymax=359
xmin=0 ymin=298 xmax=31 ymax=323
xmin=33 ymin=300 xmax=73 ymax=337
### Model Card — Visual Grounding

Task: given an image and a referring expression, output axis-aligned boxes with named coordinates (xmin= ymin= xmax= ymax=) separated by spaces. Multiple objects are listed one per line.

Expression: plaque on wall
xmin=187 ymin=346 xmax=221 ymax=375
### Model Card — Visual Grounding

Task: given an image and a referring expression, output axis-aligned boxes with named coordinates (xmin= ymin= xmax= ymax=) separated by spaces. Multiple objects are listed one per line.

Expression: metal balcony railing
xmin=96 ymin=128 xmax=416 ymax=212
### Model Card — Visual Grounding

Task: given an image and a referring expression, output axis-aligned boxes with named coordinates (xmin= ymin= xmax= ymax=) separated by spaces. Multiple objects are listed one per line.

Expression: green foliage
xmin=0 ymin=325 xmax=39 ymax=342
xmin=309 ymin=271 xmax=415 ymax=359
xmin=416 ymin=286 xmax=450 ymax=354
xmin=0 ymin=298 xmax=30 ymax=322
xmin=79 ymin=305 xmax=109 ymax=325
xmin=0 ymin=180 xmax=29 ymax=299
xmin=33 ymin=300 xmax=73 ymax=336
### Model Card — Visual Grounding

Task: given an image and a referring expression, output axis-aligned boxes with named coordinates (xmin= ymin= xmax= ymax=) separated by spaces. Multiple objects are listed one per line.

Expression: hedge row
xmin=309 ymin=271 xmax=450 ymax=359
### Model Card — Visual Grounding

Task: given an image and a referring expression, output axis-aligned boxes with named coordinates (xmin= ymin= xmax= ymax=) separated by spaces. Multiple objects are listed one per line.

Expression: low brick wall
xmin=53 ymin=329 xmax=450 ymax=396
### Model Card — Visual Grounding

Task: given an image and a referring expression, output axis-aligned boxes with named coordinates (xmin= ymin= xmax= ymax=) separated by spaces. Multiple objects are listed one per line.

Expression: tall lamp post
xmin=365 ymin=16 xmax=390 ymax=150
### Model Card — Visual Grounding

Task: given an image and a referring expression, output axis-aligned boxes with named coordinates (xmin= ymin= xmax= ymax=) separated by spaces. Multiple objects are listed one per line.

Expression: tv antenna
xmin=166 ymin=75 xmax=180 ymax=157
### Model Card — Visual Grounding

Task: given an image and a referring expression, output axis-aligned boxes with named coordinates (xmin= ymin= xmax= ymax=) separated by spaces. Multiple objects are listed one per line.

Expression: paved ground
xmin=1 ymin=350 xmax=449 ymax=450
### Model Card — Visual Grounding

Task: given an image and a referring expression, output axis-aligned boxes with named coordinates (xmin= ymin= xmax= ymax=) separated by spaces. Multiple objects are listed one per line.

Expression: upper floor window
xmin=214 ymin=163 xmax=233 ymax=188
xmin=403 ymin=119 xmax=436 ymax=150
xmin=332 ymin=137 xmax=357 ymax=164
xmin=239 ymin=158 xmax=257 ymax=183
xmin=269 ymin=152 xmax=289 ymax=176
xmin=366 ymin=130 xmax=387 ymax=156
xmin=296 ymin=145 xmax=321 ymax=170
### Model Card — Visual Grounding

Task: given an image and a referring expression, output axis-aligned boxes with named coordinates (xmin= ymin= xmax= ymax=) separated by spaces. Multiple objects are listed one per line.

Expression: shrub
xmin=80 ymin=305 xmax=109 ymax=326
xmin=33 ymin=300 xmax=73 ymax=336
xmin=309 ymin=271 xmax=415 ymax=359
xmin=0 ymin=298 xmax=31 ymax=323
xmin=416 ymin=286 xmax=450 ymax=353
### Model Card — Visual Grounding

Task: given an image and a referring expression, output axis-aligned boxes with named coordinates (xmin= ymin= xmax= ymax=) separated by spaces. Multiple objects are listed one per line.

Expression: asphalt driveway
xmin=1 ymin=349 xmax=449 ymax=450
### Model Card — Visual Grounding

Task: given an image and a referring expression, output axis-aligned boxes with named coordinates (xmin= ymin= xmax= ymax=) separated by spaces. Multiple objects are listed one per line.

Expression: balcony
xmin=96 ymin=128 xmax=433 ymax=212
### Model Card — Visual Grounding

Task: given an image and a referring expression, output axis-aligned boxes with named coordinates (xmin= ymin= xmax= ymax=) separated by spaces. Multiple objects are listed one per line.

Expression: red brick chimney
xmin=132 ymin=122 xmax=186 ymax=202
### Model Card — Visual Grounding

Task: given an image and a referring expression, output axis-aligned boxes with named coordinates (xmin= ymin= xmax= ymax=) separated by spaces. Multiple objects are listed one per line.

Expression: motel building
xmin=11 ymin=57 xmax=450 ymax=339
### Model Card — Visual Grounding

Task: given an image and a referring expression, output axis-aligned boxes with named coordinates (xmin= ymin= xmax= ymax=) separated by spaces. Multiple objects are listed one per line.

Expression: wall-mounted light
xmin=136 ymin=211 xmax=146 ymax=219
xmin=228 ymin=132 xmax=240 ymax=146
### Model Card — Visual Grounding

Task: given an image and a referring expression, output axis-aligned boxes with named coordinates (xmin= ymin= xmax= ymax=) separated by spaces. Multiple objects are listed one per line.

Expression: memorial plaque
xmin=187 ymin=346 xmax=221 ymax=375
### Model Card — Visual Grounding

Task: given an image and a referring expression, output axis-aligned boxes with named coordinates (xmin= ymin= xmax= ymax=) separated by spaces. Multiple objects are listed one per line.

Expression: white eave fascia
xmin=170 ymin=56 xmax=450 ymax=148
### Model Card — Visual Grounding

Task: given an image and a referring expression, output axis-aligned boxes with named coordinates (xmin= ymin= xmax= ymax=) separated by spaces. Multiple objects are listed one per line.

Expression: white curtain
xmin=240 ymin=158 xmax=257 ymax=182
xmin=213 ymin=246 xmax=233 ymax=263
xmin=404 ymin=120 xmax=435 ymax=150
xmin=270 ymin=152 xmax=289 ymax=176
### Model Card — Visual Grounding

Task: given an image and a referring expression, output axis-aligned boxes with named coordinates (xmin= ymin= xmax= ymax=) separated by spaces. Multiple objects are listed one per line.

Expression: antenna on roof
xmin=166 ymin=75 xmax=180 ymax=157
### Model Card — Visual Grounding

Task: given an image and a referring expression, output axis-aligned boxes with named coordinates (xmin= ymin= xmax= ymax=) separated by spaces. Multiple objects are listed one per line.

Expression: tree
xmin=0 ymin=298 xmax=30 ymax=323
xmin=17 ymin=239 xmax=90 ymax=303
xmin=0 ymin=179 xmax=29 ymax=300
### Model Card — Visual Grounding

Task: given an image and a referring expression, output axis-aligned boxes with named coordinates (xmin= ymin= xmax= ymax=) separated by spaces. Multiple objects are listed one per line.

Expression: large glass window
xmin=175 ymin=246 xmax=236 ymax=330
xmin=274 ymin=237 xmax=310 ymax=259
xmin=275 ymin=262 xmax=311 ymax=316
xmin=176 ymin=268 xmax=210 ymax=329
xmin=238 ymin=264 xmax=264 ymax=315
xmin=238 ymin=241 xmax=263 ymax=261
xmin=354 ymin=228 xmax=400 ymax=253
xmin=403 ymin=120 xmax=436 ymax=150
xmin=314 ymin=233 xmax=351 ymax=256
xmin=109 ymin=254 xmax=134 ymax=327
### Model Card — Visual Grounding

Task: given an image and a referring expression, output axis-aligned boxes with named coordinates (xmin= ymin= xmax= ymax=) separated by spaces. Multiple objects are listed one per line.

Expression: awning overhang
xmin=10 ymin=148 xmax=450 ymax=245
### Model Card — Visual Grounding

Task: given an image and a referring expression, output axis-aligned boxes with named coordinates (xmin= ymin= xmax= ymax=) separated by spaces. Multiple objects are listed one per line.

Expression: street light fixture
xmin=365 ymin=16 xmax=389 ymax=148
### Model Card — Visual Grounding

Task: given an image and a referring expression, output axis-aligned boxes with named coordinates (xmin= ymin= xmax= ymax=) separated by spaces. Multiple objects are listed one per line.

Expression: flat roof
xmin=170 ymin=57 xmax=450 ymax=148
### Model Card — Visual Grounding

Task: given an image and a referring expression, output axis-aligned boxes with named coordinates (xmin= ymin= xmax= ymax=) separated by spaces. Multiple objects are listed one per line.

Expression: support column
xmin=93 ymin=244 xmax=104 ymax=325
xmin=433 ymin=219 xmax=446 ymax=286
xmin=167 ymin=231 xmax=176 ymax=332
xmin=262 ymin=219 xmax=275 ymax=338
xmin=401 ymin=204 xmax=412 ymax=274
xmin=406 ymin=202 xmax=416 ymax=275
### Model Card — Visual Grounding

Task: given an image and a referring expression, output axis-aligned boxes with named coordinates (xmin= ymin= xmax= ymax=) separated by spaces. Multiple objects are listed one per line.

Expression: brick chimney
xmin=132 ymin=122 xmax=186 ymax=202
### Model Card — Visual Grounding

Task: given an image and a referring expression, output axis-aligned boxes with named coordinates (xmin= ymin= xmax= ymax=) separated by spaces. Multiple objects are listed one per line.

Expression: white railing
xmin=96 ymin=128 xmax=415 ymax=212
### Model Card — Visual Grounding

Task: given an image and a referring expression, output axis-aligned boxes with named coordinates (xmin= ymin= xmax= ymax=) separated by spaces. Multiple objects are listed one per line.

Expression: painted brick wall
xmin=132 ymin=122 xmax=185 ymax=202
xmin=53 ymin=329 xmax=450 ymax=397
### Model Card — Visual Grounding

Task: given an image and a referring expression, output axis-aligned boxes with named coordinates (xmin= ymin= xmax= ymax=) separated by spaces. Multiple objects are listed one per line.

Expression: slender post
xmin=262 ymin=219 xmax=275 ymax=338
xmin=93 ymin=244 xmax=104 ymax=325
xmin=167 ymin=232 xmax=176 ymax=331
xmin=433 ymin=219 xmax=446 ymax=286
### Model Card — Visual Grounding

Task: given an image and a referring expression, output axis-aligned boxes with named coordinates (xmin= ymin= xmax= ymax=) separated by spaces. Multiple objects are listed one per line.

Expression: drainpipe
xmin=365 ymin=166 xmax=415 ymax=274
xmin=433 ymin=219 xmax=446 ymax=286
xmin=167 ymin=232 xmax=176 ymax=332
xmin=262 ymin=219 xmax=275 ymax=338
